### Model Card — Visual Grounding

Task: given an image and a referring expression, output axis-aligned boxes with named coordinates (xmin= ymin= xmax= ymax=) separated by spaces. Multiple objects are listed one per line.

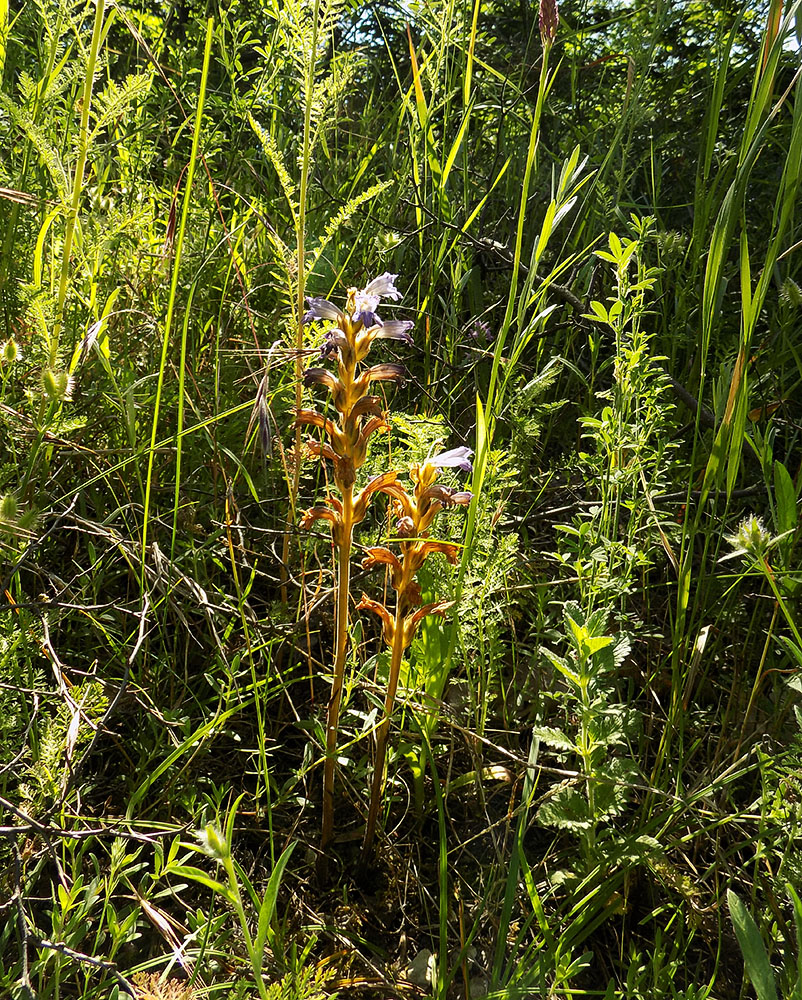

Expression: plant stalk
xmin=362 ymin=599 xmax=408 ymax=861
xmin=319 ymin=488 xmax=354 ymax=877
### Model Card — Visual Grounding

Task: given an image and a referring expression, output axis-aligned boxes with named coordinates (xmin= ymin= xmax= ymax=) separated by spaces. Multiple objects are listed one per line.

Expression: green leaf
xmin=727 ymin=889 xmax=778 ymax=1000
xmin=532 ymin=726 xmax=576 ymax=752
xmin=537 ymin=785 xmax=592 ymax=830
xmin=166 ymin=864 xmax=231 ymax=901
xmin=593 ymin=758 xmax=638 ymax=820
xmin=441 ymin=101 xmax=473 ymax=189
xmin=254 ymin=842 xmax=296 ymax=966
xmin=774 ymin=460 xmax=798 ymax=536
xmin=778 ymin=635 xmax=802 ymax=670
xmin=583 ymin=300 xmax=609 ymax=323
xmin=540 ymin=645 xmax=580 ymax=685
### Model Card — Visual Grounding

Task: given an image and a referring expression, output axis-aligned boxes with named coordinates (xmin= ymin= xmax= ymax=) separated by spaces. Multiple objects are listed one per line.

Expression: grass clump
xmin=1 ymin=0 xmax=802 ymax=998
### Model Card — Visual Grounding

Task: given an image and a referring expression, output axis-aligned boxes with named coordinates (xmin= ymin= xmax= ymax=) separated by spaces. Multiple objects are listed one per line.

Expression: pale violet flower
xmin=302 ymin=297 xmax=344 ymax=325
xmin=431 ymin=446 xmax=474 ymax=474
xmin=362 ymin=272 xmax=402 ymax=300
xmin=374 ymin=320 xmax=414 ymax=345
xmin=352 ymin=272 xmax=403 ymax=327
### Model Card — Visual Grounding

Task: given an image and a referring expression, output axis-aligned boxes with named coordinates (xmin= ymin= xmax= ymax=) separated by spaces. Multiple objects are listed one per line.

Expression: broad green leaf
xmin=254 ymin=842 xmax=296 ymax=961
xmin=532 ymin=726 xmax=576 ymax=752
xmin=774 ymin=460 xmax=798 ymax=535
xmin=593 ymin=758 xmax=638 ymax=820
xmin=537 ymin=785 xmax=592 ymax=830
xmin=727 ymin=889 xmax=778 ymax=1000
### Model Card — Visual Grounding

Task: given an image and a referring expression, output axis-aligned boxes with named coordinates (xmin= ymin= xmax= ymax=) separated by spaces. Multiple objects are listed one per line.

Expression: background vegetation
xmin=1 ymin=0 xmax=801 ymax=997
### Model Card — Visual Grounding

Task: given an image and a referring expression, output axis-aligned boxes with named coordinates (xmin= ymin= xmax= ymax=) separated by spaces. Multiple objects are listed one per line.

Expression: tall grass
xmin=1 ymin=0 xmax=801 ymax=998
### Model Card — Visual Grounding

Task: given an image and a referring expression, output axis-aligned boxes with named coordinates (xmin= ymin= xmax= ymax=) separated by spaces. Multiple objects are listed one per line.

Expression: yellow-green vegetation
xmin=1 ymin=0 xmax=801 ymax=998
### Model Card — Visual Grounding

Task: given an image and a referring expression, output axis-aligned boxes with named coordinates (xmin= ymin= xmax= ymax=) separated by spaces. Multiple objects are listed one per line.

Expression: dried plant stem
xmin=362 ymin=599 xmax=407 ymax=861
xmin=319 ymin=489 xmax=354 ymax=877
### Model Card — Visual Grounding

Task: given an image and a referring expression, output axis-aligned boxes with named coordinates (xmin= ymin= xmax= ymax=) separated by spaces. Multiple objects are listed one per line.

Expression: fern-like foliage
xmin=88 ymin=73 xmax=152 ymax=145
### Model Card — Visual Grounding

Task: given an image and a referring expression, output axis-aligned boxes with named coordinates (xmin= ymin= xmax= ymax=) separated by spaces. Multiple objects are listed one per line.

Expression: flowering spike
xmin=297 ymin=277 xmax=412 ymax=875
xmin=539 ymin=0 xmax=559 ymax=46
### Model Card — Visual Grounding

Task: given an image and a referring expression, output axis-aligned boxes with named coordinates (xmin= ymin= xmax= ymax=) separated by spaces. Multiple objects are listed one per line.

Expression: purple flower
xmin=303 ymin=297 xmax=344 ymax=325
xmin=352 ymin=272 xmax=403 ymax=327
xmin=374 ymin=320 xmax=414 ymax=345
xmin=466 ymin=318 xmax=494 ymax=343
xmin=432 ymin=446 xmax=473 ymax=474
xmin=319 ymin=329 xmax=347 ymax=358
xmin=362 ymin=272 xmax=402 ymax=300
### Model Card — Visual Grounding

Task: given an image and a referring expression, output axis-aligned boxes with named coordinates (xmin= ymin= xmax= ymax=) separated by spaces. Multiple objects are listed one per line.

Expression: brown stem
xmin=318 ymin=485 xmax=354 ymax=881
xmin=362 ymin=596 xmax=407 ymax=862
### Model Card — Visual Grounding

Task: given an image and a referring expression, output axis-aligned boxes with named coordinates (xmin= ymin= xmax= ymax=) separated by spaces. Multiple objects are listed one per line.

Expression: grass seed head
xmin=42 ymin=368 xmax=74 ymax=401
xmin=2 ymin=338 xmax=20 ymax=363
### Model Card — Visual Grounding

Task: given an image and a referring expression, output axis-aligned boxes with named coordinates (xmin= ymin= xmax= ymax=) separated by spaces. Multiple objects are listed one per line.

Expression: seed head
xmin=42 ymin=369 xmax=74 ymax=401
xmin=196 ymin=823 xmax=229 ymax=860
xmin=726 ymin=514 xmax=772 ymax=562
xmin=2 ymin=338 xmax=20 ymax=363
xmin=0 ymin=494 xmax=19 ymax=524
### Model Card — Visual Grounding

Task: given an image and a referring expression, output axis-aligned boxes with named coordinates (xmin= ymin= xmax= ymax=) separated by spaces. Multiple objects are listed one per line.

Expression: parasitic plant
xmin=298 ymin=275 xmax=472 ymax=873
xmin=357 ymin=446 xmax=472 ymax=860
xmin=297 ymin=274 xmax=414 ymax=874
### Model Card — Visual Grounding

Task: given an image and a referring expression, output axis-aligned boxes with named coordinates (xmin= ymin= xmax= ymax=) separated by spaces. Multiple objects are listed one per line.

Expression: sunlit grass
xmin=0 ymin=0 xmax=801 ymax=997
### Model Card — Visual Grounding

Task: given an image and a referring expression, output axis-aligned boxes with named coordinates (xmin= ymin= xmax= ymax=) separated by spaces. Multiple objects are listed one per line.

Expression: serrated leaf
xmin=540 ymin=645 xmax=580 ymax=685
xmin=593 ymin=758 xmax=638 ymax=820
xmin=537 ymin=784 xmax=592 ymax=830
xmin=532 ymin=725 xmax=576 ymax=752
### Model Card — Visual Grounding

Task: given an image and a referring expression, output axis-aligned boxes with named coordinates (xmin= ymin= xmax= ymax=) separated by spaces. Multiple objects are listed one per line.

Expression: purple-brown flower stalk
xmin=539 ymin=0 xmax=559 ymax=48
xmin=297 ymin=274 xmax=411 ymax=874
xmin=358 ymin=448 xmax=472 ymax=860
